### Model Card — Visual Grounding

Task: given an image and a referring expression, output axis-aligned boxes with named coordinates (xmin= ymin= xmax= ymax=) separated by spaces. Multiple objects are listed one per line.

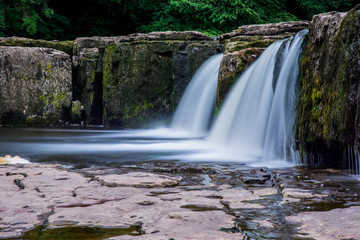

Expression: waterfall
xmin=171 ymin=53 xmax=223 ymax=135
xmin=210 ymin=30 xmax=308 ymax=164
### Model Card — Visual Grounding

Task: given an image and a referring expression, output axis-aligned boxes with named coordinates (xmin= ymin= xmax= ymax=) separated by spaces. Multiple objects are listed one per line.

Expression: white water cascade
xmin=170 ymin=53 xmax=223 ymax=135
xmin=210 ymin=30 xmax=308 ymax=164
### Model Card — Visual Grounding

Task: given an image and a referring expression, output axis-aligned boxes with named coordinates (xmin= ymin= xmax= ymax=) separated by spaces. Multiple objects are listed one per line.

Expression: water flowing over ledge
xmin=171 ymin=53 xmax=223 ymax=135
xmin=0 ymin=31 xmax=308 ymax=169
xmin=209 ymin=30 xmax=308 ymax=165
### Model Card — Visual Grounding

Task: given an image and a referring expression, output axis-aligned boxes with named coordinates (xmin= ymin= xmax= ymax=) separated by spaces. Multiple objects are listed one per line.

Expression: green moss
xmin=0 ymin=38 xmax=74 ymax=55
xmin=39 ymin=91 xmax=68 ymax=109
xmin=103 ymin=44 xmax=116 ymax=87
xmin=101 ymin=39 xmax=220 ymax=128
xmin=123 ymin=101 xmax=154 ymax=120
xmin=25 ymin=115 xmax=47 ymax=125
xmin=45 ymin=64 xmax=53 ymax=79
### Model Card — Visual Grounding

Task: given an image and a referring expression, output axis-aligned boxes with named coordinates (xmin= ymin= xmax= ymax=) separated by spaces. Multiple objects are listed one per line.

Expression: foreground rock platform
xmin=0 ymin=162 xmax=359 ymax=239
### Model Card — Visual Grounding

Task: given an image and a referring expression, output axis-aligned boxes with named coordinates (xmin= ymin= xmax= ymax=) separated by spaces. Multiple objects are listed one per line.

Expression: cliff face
xmin=296 ymin=5 xmax=360 ymax=168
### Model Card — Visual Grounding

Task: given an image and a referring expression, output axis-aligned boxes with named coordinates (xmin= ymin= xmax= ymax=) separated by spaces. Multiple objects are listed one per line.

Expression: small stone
xmin=137 ymin=201 xmax=155 ymax=206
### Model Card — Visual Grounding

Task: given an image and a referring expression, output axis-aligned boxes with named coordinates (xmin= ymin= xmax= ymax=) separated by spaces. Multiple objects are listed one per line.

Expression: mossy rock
xmin=296 ymin=5 xmax=360 ymax=167
xmin=0 ymin=47 xmax=72 ymax=126
xmin=224 ymin=39 xmax=276 ymax=53
xmin=73 ymin=48 xmax=104 ymax=125
xmin=102 ymin=40 xmax=221 ymax=128
xmin=217 ymin=48 xmax=265 ymax=107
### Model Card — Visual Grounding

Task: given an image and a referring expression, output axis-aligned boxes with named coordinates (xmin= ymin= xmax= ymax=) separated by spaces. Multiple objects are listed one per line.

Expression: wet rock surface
xmin=296 ymin=5 xmax=360 ymax=169
xmin=0 ymin=162 xmax=360 ymax=239
xmin=217 ymin=48 xmax=265 ymax=107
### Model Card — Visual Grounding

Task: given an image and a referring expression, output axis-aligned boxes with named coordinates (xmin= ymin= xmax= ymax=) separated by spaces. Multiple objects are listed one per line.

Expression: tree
xmin=136 ymin=0 xmax=298 ymax=36
xmin=0 ymin=0 xmax=358 ymax=39
xmin=0 ymin=0 xmax=54 ymax=37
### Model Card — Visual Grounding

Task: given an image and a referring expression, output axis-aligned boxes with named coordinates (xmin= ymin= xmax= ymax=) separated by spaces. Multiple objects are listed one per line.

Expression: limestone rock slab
xmin=286 ymin=206 xmax=360 ymax=240
xmin=95 ymin=172 xmax=182 ymax=188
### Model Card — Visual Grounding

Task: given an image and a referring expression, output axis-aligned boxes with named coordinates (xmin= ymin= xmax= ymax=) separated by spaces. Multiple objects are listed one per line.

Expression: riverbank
xmin=1 ymin=161 xmax=359 ymax=239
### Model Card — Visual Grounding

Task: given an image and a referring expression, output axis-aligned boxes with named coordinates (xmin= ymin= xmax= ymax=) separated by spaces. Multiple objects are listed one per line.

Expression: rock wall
xmin=0 ymin=32 xmax=221 ymax=128
xmin=0 ymin=47 xmax=72 ymax=125
xmin=74 ymin=32 xmax=222 ymax=128
xmin=296 ymin=5 xmax=360 ymax=168
xmin=0 ymin=24 xmax=309 ymax=128
xmin=103 ymin=40 xmax=221 ymax=128
xmin=72 ymin=44 xmax=104 ymax=125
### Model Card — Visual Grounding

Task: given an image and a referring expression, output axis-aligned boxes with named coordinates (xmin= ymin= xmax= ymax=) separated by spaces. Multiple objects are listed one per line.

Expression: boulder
xmin=0 ymin=47 xmax=72 ymax=125
xmin=296 ymin=5 xmax=360 ymax=168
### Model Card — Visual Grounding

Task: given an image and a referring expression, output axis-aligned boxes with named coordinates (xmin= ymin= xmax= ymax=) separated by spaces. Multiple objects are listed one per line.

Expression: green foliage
xmin=0 ymin=0 xmax=54 ymax=37
xmin=0 ymin=0 xmax=358 ymax=39
xmin=137 ymin=0 xmax=264 ymax=35
xmin=286 ymin=0 xmax=357 ymax=20
xmin=135 ymin=0 xmax=356 ymax=36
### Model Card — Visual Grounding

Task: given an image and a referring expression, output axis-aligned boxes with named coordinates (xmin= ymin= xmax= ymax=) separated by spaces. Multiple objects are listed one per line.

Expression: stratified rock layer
xmin=0 ymin=47 xmax=72 ymax=125
xmin=287 ymin=206 xmax=360 ymax=239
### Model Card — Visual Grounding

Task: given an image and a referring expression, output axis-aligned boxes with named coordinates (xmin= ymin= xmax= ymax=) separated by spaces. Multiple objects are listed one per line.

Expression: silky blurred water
xmin=0 ymin=32 xmax=309 ymax=170
xmin=0 ymin=127 xmax=210 ymax=167
xmin=0 ymin=127 xmax=297 ymax=169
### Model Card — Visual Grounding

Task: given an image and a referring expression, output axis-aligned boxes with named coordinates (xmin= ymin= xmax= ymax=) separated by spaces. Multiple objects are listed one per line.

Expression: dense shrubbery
xmin=0 ymin=0 xmax=357 ymax=40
